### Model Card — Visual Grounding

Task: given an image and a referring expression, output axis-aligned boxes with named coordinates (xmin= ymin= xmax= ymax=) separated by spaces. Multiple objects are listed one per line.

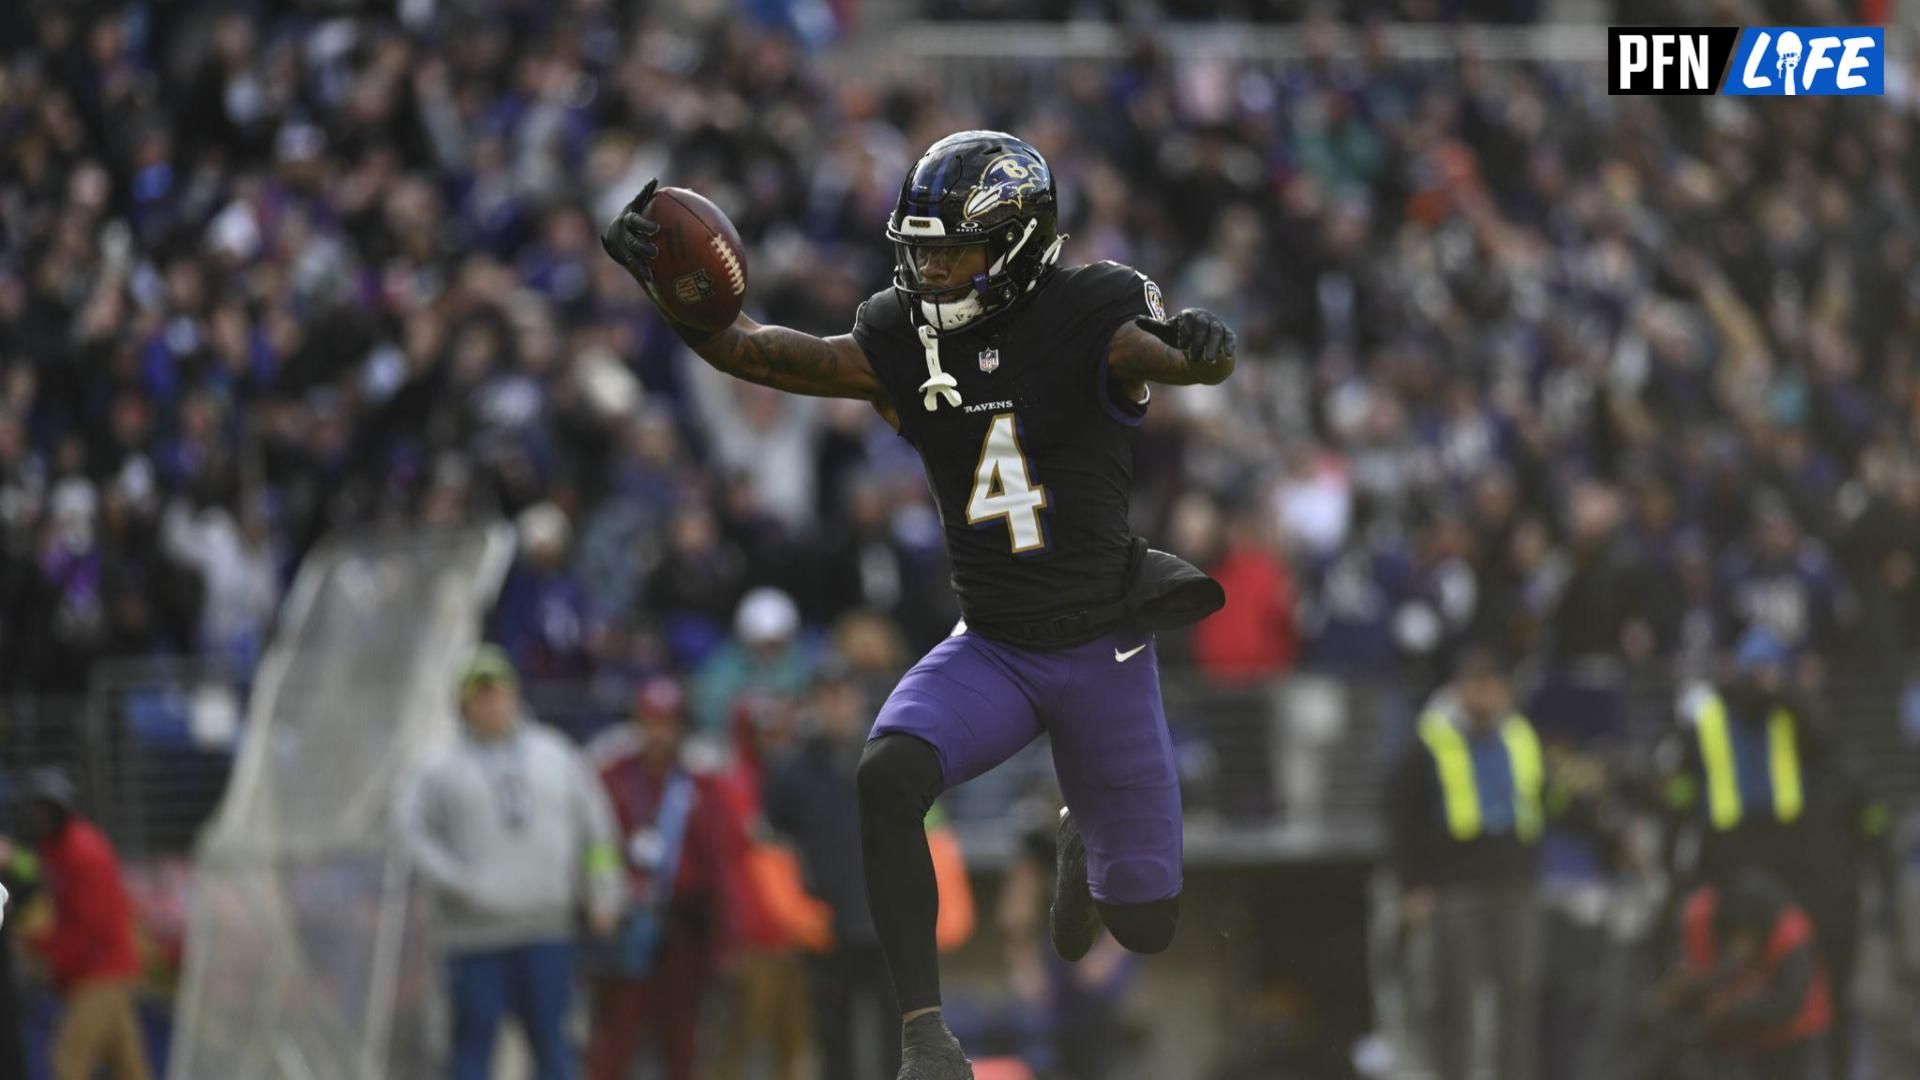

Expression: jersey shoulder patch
xmin=1141 ymin=276 xmax=1167 ymax=321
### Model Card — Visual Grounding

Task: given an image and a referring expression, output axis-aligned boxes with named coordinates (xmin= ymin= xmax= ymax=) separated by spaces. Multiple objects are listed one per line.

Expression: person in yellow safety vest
xmin=1663 ymin=628 xmax=1821 ymax=893
xmin=1385 ymin=645 xmax=1545 ymax=1080
xmin=1662 ymin=626 xmax=1894 ymax=1080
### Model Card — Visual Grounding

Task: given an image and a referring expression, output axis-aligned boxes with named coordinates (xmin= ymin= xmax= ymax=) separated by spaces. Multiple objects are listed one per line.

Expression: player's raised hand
xmin=601 ymin=179 xmax=663 ymax=285
xmin=1134 ymin=307 xmax=1236 ymax=385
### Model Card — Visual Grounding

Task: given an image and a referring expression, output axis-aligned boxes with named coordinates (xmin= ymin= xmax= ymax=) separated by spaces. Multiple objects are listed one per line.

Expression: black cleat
xmin=899 ymin=1012 xmax=973 ymax=1080
xmin=1049 ymin=806 xmax=1102 ymax=962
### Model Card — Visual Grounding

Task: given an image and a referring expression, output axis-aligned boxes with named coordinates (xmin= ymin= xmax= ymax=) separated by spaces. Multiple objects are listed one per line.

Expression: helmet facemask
xmin=893 ymin=232 xmax=993 ymax=331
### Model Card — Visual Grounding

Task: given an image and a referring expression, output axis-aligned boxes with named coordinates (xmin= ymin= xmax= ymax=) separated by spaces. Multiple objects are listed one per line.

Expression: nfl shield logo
xmin=673 ymin=269 xmax=714 ymax=305
xmin=978 ymin=348 xmax=1000 ymax=374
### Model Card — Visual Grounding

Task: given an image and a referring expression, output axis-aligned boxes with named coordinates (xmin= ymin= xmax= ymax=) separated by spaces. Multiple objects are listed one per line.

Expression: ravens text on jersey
xmin=853 ymin=260 xmax=1163 ymax=636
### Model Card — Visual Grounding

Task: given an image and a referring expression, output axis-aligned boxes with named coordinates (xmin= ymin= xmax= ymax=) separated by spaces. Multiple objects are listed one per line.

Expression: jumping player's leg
xmin=1046 ymin=631 xmax=1184 ymax=956
xmin=857 ymin=735 xmax=945 ymax=1012
xmin=860 ymin=630 xmax=1047 ymax=1075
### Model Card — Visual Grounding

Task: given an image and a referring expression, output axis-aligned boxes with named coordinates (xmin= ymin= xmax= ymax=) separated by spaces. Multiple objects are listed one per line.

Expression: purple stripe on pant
xmin=870 ymin=624 xmax=1183 ymax=905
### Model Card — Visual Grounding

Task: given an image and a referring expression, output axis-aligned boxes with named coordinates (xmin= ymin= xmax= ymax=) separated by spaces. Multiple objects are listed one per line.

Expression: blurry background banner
xmin=168 ymin=524 xmax=513 ymax=1080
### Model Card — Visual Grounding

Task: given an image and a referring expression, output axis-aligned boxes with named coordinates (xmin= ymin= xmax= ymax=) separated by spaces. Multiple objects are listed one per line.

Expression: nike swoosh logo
xmin=1114 ymin=644 xmax=1148 ymax=663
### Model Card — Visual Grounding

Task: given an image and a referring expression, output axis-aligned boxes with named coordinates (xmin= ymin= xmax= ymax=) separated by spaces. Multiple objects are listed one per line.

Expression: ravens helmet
xmin=887 ymin=131 xmax=1064 ymax=333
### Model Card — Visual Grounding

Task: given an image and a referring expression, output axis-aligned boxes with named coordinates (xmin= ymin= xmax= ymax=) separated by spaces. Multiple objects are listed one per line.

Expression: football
xmin=643 ymin=187 xmax=750 ymax=334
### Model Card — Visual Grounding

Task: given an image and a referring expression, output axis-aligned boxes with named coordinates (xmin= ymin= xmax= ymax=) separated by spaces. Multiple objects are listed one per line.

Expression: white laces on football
xmin=917 ymin=324 xmax=961 ymax=411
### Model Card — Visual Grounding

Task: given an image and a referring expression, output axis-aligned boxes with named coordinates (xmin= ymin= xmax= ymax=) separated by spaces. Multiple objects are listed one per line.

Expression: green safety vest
xmin=1693 ymin=692 xmax=1802 ymax=831
xmin=1417 ymin=711 xmax=1544 ymax=842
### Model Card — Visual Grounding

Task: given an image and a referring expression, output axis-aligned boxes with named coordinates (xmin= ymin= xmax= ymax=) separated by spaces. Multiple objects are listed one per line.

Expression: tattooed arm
xmin=1105 ymin=308 xmax=1238 ymax=400
xmin=690 ymin=315 xmax=886 ymax=403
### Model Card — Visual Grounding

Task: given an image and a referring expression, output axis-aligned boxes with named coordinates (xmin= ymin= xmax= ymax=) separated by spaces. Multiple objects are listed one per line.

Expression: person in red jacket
xmin=1191 ymin=506 xmax=1299 ymax=685
xmin=583 ymin=678 xmax=742 ymax=1080
xmin=19 ymin=769 xmax=150 ymax=1080
xmin=1669 ymin=869 xmax=1830 ymax=1080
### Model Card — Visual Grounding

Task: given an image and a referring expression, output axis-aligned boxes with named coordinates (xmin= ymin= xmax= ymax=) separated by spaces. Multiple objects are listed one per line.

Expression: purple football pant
xmin=870 ymin=624 xmax=1183 ymax=905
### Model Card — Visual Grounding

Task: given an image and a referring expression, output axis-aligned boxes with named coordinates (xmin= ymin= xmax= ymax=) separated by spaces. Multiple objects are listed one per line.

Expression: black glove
xmin=1134 ymin=307 xmax=1236 ymax=384
xmin=600 ymin=179 xmax=663 ymax=286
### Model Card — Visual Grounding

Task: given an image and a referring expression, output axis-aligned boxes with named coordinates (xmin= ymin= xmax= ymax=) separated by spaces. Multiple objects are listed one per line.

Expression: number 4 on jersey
xmin=967 ymin=413 xmax=1048 ymax=552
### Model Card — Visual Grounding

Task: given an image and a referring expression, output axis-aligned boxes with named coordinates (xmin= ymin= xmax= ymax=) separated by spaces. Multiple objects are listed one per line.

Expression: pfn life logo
xmin=1725 ymin=28 xmax=1882 ymax=95
xmin=1610 ymin=27 xmax=1883 ymax=95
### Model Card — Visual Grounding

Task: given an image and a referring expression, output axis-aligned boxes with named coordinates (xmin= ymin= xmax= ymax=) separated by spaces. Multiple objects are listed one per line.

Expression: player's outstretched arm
xmin=685 ymin=315 xmax=884 ymax=402
xmin=1108 ymin=308 xmax=1237 ymax=388
xmin=601 ymin=181 xmax=885 ymax=404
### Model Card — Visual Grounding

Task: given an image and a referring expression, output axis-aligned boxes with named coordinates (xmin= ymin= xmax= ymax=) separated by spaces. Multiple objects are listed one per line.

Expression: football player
xmin=603 ymin=131 xmax=1236 ymax=1080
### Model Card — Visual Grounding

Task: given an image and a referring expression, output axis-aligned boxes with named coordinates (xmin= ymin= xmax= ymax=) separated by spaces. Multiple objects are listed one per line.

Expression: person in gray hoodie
xmin=398 ymin=645 xmax=624 ymax=1080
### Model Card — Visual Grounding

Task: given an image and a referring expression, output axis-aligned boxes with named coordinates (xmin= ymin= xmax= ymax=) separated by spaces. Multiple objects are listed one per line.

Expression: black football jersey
xmin=852 ymin=261 xmax=1164 ymax=627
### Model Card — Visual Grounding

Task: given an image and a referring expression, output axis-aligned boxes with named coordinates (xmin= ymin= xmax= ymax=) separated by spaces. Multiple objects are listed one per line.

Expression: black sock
xmin=857 ymin=734 xmax=946 ymax=1015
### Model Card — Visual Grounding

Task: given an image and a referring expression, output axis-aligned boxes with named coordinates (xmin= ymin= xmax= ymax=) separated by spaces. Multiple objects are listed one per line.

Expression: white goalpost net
xmin=168 ymin=523 xmax=515 ymax=1080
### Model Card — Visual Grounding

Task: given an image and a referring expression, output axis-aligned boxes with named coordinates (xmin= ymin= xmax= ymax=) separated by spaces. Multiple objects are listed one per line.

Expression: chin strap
xmin=1036 ymin=234 xmax=1065 ymax=278
xmin=917 ymin=323 xmax=961 ymax=411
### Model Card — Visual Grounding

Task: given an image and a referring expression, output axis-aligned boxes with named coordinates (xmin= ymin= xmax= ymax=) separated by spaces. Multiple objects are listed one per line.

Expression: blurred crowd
xmin=4 ymin=0 xmax=1920 ymax=720
xmin=926 ymin=0 xmax=1544 ymax=25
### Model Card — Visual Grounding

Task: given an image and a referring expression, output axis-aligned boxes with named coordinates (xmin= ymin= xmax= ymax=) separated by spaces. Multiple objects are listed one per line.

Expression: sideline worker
xmin=1386 ymin=646 xmax=1545 ymax=1080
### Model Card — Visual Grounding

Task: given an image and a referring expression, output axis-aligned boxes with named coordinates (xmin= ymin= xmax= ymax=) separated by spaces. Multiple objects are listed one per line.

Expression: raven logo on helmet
xmin=963 ymin=152 xmax=1051 ymax=224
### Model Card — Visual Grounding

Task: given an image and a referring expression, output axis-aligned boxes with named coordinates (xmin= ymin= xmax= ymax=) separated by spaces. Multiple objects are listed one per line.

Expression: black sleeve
xmin=850 ymin=291 xmax=911 ymax=417
xmin=1789 ymin=696 xmax=1836 ymax=774
xmin=1068 ymin=262 xmax=1162 ymax=425
xmin=1385 ymin=744 xmax=1438 ymax=888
